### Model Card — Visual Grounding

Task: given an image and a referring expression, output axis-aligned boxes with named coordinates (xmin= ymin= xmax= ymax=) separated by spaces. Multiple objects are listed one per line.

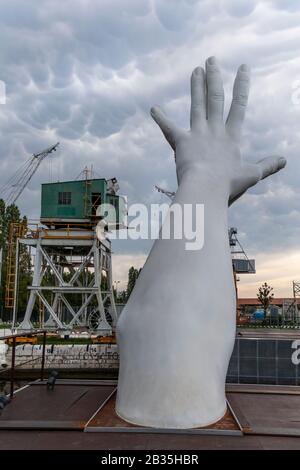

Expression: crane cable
xmin=0 ymin=142 xmax=59 ymax=206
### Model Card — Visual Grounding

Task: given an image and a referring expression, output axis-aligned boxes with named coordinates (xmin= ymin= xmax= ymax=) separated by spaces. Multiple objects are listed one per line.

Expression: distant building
xmin=238 ymin=298 xmax=300 ymax=309
xmin=238 ymin=298 xmax=300 ymax=323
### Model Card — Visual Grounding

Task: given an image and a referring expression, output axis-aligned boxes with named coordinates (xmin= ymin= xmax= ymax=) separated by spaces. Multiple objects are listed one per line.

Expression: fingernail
xmin=207 ymin=56 xmax=217 ymax=66
xmin=239 ymin=64 xmax=250 ymax=73
xmin=194 ymin=66 xmax=203 ymax=76
xmin=279 ymin=157 xmax=287 ymax=167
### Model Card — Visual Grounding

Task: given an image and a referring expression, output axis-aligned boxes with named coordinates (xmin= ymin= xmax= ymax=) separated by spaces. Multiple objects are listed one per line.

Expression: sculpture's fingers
xmin=150 ymin=106 xmax=183 ymax=151
xmin=226 ymin=64 xmax=250 ymax=141
xmin=257 ymin=155 xmax=287 ymax=180
xmin=205 ymin=56 xmax=224 ymax=125
xmin=190 ymin=66 xmax=206 ymax=131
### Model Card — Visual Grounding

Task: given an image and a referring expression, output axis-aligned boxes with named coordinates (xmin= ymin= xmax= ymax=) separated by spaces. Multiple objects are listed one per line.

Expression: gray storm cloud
xmin=0 ymin=0 xmax=299 ymax=292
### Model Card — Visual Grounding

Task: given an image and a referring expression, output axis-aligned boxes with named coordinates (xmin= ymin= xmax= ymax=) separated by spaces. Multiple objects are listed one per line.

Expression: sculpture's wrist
xmin=177 ymin=168 xmax=230 ymax=207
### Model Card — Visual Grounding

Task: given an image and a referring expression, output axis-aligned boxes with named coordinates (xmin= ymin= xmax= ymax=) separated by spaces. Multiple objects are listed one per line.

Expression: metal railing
xmin=0 ymin=330 xmax=47 ymax=398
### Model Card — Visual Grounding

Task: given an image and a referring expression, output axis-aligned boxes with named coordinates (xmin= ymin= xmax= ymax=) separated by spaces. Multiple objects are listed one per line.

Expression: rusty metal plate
xmin=85 ymin=394 xmax=242 ymax=435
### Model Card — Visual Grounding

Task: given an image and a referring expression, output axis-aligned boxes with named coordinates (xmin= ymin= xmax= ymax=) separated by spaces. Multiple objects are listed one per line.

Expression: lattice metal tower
xmin=16 ymin=175 xmax=127 ymax=334
xmin=17 ymin=227 xmax=117 ymax=334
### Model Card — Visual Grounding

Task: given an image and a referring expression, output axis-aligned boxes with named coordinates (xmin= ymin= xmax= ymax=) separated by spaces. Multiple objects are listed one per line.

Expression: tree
xmin=126 ymin=266 xmax=140 ymax=300
xmin=257 ymin=282 xmax=274 ymax=319
xmin=114 ymin=266 xmax=142 ymax=303
xmin=117 ymin=289 xmax=128 ymax=304
xmin=0 ymin=199 xmax=32 ymax=320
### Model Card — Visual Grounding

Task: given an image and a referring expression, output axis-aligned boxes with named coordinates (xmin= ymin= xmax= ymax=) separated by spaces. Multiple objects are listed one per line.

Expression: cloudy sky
xmin=0 ymin=0 xmax=300 ymax=297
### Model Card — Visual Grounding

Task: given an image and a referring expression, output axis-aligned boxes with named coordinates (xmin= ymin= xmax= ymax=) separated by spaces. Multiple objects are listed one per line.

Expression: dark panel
xmin=239 ymin=358 xmax=257 ymax=377
xmin=227 ymin=356 xmax=238 ymax=376
xmin=258 ymin=358 xmax=276 ymax=378
xmin=227 ymin=338 xmax=300 ymax=386
xmin=239 ymin=339 xmax=257 ymax=358
xmin=278 ymin=377 xmax=297 ymax=385
xmin=231 ymin=339 xmax=239 ymax=358
xmin=226 ymin=376 xmax=238 ymax=384
xmin=258 ymin=340 xmax=276 ymax=358
xmin=257 ymin=376 xmax=276 ymax=385
xmin=239 ymin=376 xmax=258 ymax=384
xmin=277 ymin=341 xmax=294 ymax=359
xmin=277 ymin=358 xmax=297 ymax=379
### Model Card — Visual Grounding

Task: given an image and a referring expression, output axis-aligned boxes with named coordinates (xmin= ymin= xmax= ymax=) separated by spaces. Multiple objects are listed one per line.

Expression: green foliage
xmin=127 ymin=266 xmax=139 ymax=299
xmin=115 ymin=266 xmax=141 ymax=303
xmin=117 ymin=289 xmax=128 ymax=304
xmin=257 ymin=282 xmax=274 ymax=319
xmin=0 ymin=199 xmax=32 ymax=320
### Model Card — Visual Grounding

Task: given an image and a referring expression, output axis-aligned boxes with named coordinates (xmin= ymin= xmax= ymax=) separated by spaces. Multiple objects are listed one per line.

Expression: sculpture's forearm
xmin=128 ymin=172 xmax=234 ymax=313
xmin=116 ymin=172 xmax=236 ymax=428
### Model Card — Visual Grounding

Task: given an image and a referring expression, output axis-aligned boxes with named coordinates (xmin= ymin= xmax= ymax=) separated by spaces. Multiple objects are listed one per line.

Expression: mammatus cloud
xmin=0 ymin=0 xmax=300 ymax=295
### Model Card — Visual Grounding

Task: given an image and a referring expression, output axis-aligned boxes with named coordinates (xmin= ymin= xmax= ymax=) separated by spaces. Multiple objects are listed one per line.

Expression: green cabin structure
xmin=40 ymin=178 xmax=126 ymax=228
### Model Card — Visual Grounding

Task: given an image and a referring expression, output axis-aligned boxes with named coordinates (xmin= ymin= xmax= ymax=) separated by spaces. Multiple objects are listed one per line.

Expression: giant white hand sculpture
xmin=116 ymin=57 xmax=286 ymax=428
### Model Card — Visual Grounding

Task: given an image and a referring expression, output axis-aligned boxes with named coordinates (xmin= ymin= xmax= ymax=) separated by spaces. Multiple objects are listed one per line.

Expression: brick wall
xmin=6 ymin=343 xmax=119 ymax=369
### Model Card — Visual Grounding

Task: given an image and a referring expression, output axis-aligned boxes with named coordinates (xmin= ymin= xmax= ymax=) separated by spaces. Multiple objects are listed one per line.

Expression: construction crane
xmin=229 ymin=227 xmax=255 ymax=275
xmin=229 ymin=227 xmax=256 ymax=324
xmin=154 ymin=185 xmax=175 ymax=201
xmin=0 ymin=142 xmax=59 ymax=205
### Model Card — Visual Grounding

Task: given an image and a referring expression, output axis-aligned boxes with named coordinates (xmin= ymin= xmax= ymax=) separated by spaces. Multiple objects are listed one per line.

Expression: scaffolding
xmin=5 ymin=222 xmax=26 ymax=310
xmin=293 ymin=281 xmax=300 ymax=300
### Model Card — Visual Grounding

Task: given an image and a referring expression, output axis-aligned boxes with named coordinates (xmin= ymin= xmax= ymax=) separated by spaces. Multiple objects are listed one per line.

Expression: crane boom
xmin=154 ymin=185 xmax=175 ymax=201
xmin=1 ymin=142 xmax=59 ymax=205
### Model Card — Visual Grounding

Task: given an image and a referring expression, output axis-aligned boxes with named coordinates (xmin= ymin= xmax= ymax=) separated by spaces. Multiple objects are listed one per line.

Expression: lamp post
xmin=114 ymin=280 xmax=120 ymax=300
